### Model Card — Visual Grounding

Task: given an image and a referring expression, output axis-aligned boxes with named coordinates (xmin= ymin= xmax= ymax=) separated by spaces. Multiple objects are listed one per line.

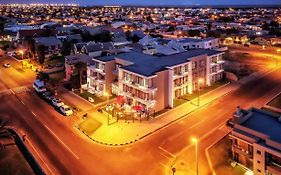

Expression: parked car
xmin=33 ymin=79 xmax=46 ymax=93
xmin=52 ymin=98 xmax=64 ymax=108
xmin=42 ymin=91 xmax=54 ymax=103
xmin=3 ymin=63 xmax=11 ymax=68
xmin=59 ymin=105 xmax=73 ymax=116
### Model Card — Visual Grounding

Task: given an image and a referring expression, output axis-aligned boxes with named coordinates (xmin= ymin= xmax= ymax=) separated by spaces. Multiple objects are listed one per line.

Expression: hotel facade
xmin=86 ymin=49 xmax=224 ymax=112
xmin=229 ymin=107 xmax=281 ymax=175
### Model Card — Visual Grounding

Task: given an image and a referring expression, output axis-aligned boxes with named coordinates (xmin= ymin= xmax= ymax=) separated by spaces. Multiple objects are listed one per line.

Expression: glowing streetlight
xmin=197 ymin=78 xmax=204 ymax=106
xmin=18 ymin=50 xmax=25 ymax=69
xmin=191 ymin=137 xmax=199 ymax=175
xmin=262 ymin=45 xmax=266 ymax=50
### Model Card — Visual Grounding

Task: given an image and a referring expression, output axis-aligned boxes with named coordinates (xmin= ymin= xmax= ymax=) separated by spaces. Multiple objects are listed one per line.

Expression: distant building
xmin=34 ymin=37 xmax=62 ymax=56
xmin=229 ymin=107 xmax=281 ymax=175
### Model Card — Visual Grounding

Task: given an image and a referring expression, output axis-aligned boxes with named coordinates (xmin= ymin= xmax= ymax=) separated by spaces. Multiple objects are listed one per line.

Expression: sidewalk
xmin=74 ymin=68 xmax=273 ymax=145
xmin=73 ymin=81 xmax=239 ymax=145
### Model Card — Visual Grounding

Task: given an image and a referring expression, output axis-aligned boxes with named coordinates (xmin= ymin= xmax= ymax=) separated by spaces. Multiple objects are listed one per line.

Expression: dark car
xmin=41 ymin=91 xmax=54 ymax=103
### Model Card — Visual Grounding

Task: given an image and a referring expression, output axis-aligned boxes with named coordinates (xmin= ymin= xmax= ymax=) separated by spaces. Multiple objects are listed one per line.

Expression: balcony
xmin=89 ymin=65 xmax=105 ymax=75
xmin=122 ymin=79 xmax=157 ymax=92
xmin=210 ymin=69 xmax=224 ymax=76
xmin=233 ymin=145 xmax=253 ymax=158
xmin=173 ymin=71 xmax=188 ymax=79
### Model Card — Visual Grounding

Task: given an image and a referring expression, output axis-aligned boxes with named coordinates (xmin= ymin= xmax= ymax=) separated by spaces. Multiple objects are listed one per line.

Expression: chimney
xmin=233 ymin=106 xmax=244 ymax=124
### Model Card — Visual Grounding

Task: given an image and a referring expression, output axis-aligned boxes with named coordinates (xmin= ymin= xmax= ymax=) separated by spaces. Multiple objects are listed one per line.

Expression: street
xmin=1 ymin=53 xmax=281 ymax=175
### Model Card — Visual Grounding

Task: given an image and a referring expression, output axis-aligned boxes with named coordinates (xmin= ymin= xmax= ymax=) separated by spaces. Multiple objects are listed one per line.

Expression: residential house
xmin=34 ymin=36 xmax=62 ymax=56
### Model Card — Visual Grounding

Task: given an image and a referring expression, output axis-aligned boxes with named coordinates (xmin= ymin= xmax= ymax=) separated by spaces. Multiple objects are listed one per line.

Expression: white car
xmin=59 ymin=105 xmax=73 ymax=116
xmin=52 ymin=98 xmax=64 ymax=108
xmin=3 ymin=63 xmax=11 ymax=68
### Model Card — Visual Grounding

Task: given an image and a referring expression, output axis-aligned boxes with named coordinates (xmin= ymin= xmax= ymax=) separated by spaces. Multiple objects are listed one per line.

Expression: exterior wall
xmin=154 ymin=70 xmax=170 ymax=112
xmin=65 ymin=63 xmax=74 ymax=81
xmin=190 ymin=54 xmax=207 ymax=91
xmin=104 ymin=60 xmax=116 ymax=94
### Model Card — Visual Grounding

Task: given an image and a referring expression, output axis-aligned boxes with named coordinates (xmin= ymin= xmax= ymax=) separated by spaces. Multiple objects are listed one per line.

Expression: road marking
xmin=159 ymin=146 xmax=176 ymax=158
xmin=44 ymin=124 xmax=80 ymax=160
xmin=28 ymin=139 xmax=56 ymax=175
xmin=31 ymin=111 xmax=37 ymax=117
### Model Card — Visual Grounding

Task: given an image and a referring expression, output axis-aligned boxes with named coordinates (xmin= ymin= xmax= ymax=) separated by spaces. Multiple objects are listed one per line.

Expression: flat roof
xmin=95 ymin=49 xmax=222 ymax=77
xmin=241 ymin=109 xmax=281 ymax=143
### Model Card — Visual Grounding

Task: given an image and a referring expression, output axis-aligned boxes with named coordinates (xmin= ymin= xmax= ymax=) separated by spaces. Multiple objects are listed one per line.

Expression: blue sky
xmin=1 ymin=0 xmax=281 ymax=5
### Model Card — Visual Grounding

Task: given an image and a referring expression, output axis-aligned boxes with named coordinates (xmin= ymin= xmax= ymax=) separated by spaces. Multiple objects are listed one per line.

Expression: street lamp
xmin=19 ymin=50 xmax=25 ymax=69
xmin=104 ymin=92 xmax=110 ymax=125
xmin=191 ymin=137 xmax=199 ymax=175
xmin=197 ymin=78 xmax=203 ymax=107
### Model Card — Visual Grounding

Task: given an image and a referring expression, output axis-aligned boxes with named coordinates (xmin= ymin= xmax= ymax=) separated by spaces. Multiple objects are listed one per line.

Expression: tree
xmin=74 ymin=62 xmax=87 ymax=93
xmin=26 ymin=36 xmax=36 ymax=58
xmin=188 ymin=30 xmax=201 ymax=37
xmin=131 ymin=35 xmax=141 ymax=43
xmin=37 ymin=72 xmax=50 ymax=81
xmin=62 ymin=40 xmax=72 ymax=56
xmin=37 ymin=45 xmax=46 ymax=64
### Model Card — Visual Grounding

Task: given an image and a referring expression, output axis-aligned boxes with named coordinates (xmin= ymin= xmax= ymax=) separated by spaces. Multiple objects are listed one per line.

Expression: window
xmin=257 ymin=160 xmax=260 ymax=164
xmin=257 ymin=169 xmax=261 ymax=173
xmin=257 ymin=150 xmax=261 ymax=155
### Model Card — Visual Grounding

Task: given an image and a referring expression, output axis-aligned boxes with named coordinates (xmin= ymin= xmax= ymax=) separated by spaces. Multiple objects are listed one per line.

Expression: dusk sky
xmin=1 ymin=0 xmax=281 ymax=6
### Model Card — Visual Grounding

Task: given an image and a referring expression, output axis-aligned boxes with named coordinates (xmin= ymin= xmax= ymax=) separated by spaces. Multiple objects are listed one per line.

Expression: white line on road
xmin=44 ymin=124 xmax=80 ymax=160
xmin=159 ymin=146 xmax=176 ymax=158
xmin=31 ymin=111 xmax=37 ymax=117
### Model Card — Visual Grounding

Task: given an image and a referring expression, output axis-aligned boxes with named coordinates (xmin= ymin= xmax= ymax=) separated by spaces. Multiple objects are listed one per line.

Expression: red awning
xmin=132 ymin=105 xmax=143 ymax=111
xmin=116 ymin=95 xmax=125 ymax=105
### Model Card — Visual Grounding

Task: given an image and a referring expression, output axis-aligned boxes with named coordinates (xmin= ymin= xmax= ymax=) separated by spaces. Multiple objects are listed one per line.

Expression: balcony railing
xmin=122 ymin=79 xmax=157 ymax=92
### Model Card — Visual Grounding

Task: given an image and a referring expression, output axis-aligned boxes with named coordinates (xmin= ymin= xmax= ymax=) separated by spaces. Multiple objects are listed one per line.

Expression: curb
xmin=75 ymin=89 xmax=235 ymax=147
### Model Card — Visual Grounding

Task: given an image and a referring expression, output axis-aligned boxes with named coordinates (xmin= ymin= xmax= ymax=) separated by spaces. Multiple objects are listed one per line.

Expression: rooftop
xmin=240 ymin=108 xmax=281 ymax=143
xmin=95 ymin=49 xmax=222 ymax=77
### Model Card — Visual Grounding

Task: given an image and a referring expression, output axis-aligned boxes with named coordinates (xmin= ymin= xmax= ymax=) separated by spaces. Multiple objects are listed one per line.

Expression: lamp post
xmin=104 ymin=92 xmax=110 ymax=125
xmin=19 ymin=50 xmax=24 ymax=69
xmin=191 ymin=138 xmax=199 ymax=175
xmin=197 ymin=78 xmax=203 ymax=107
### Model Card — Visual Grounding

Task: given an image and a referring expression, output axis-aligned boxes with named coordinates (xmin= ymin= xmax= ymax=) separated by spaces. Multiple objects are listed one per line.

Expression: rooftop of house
xmin=236 ymin=108 xmax=281 ymax=144
xmin=35 ymin=36 xmax=62 ymax=47
xmin=94 ymin=49 xmax=222 ymax=77
xmin=65 ymin=54 xmax=93 ymax=65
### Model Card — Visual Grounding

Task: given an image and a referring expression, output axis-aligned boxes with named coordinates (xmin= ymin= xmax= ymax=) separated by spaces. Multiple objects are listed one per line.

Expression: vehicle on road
xmin=33 ymin=79 xmax=46 ymax=93
xmin=52 ymin=98 xmax=64 ymax=108
xmin=59 ymin=105 xmax=73 ymax=116
xmin=3 ymin=63 xmax=11 ymax=68
xmin=41 ymin=91 xmax=54 ymax=103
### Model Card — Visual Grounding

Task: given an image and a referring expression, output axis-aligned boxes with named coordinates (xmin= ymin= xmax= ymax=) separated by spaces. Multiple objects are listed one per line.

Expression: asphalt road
xmin=1 ymin=54 xmax=281 ymax=175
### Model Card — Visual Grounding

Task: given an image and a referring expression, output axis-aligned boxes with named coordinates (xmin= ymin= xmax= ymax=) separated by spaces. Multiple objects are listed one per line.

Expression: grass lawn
xmin=77 ymin=91 xmax=106 ymax=104
xmin=173 ymin=80 xmax=229 ymax=107
xmin=78 ymin=118 xmax=102 ymax=136
xmin=267 ymin=93 xmax=281 ymax=109
xmin=0 ymin=145 xmax=34 ymax=175
xmin=76 ymin=91 xmax=116 ymax=105
xmin=209 ymin=136 xmax=247 ymax=175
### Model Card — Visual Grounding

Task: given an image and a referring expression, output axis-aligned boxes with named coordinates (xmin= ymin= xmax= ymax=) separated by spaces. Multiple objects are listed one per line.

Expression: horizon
xmin=0 ymin=0 xmax=281 ymax=6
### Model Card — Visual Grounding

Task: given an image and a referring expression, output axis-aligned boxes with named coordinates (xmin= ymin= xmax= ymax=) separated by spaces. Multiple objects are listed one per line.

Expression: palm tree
xmin=74 ymin=62 xmax=87 ymax=93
